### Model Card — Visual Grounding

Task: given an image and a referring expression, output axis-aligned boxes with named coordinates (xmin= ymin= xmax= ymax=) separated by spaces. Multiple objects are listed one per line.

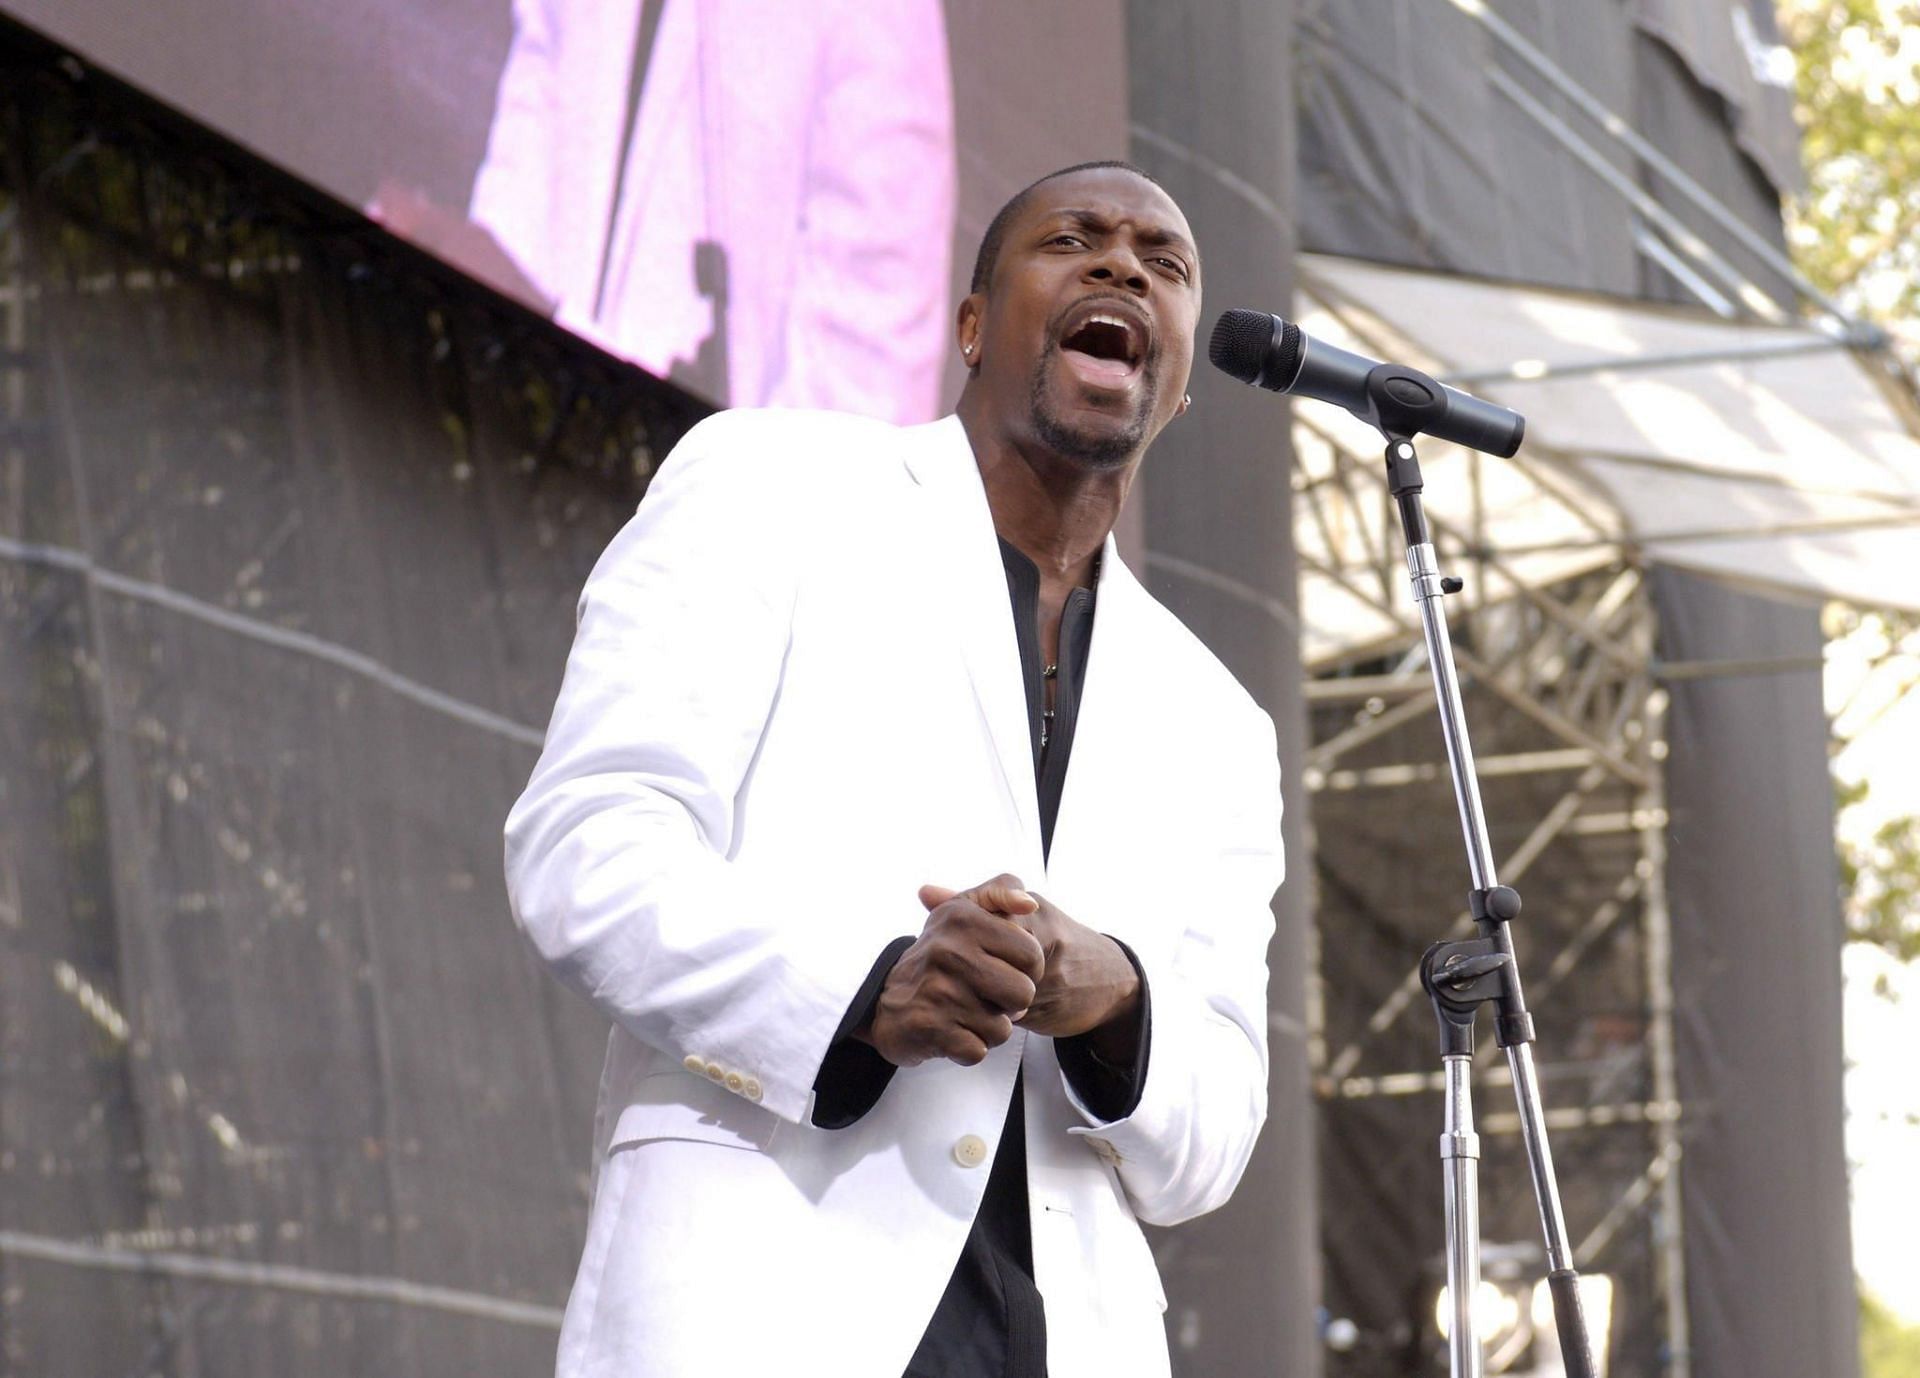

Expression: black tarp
xmin=0 ymin=27 xmax=705 ymax=1371
xmin=1655 ymin=568 xmax=1858 ymax=1378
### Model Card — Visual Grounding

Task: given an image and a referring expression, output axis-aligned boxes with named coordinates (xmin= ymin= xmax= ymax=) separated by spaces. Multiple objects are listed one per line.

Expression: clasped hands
xmin=860 ymin=874 xmax=1141 ymax=1069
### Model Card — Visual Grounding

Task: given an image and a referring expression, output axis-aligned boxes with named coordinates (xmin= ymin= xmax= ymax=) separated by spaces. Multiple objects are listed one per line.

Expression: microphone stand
xmin=1357 ymin=367 xmax=1598 ymax=1378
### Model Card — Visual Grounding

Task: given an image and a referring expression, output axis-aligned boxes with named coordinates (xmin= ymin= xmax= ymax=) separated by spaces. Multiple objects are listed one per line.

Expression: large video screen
xmin=8 ymin=0 xmax=1126 ymax=420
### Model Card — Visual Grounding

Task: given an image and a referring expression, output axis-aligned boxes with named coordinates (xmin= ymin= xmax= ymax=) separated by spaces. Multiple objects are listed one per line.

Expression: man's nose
xmin=1085 ymin=249 xmax=1149 ymax=294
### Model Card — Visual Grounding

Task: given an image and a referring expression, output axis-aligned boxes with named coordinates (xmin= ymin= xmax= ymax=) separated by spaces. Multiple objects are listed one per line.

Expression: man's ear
xmin=956 ymin=293 xmax=984 ymax=368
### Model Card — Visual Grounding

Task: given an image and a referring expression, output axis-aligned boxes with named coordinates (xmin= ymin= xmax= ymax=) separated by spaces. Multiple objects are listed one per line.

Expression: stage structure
xmin=1285 ymin=4 xmax=1919 ymax=1376
xmin=1301 ymin=404 xmax=1688 ymax=1378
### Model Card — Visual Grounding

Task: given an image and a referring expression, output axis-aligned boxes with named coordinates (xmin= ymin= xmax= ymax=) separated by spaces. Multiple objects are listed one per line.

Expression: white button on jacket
xmin=504 ymin=409 xmax=1285 ymax=1378
xmin=953 ymin=1134 xmax=989 ymax=1169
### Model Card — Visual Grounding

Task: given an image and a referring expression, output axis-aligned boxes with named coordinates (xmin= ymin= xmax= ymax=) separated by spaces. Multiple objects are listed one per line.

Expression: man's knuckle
xmin=906 ymin=1009 xmax=942 ymax=1041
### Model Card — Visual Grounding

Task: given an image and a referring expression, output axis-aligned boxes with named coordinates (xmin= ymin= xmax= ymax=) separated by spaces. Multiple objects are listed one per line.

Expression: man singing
xmin=504 ymin=161 xmax=1285 ymax=1377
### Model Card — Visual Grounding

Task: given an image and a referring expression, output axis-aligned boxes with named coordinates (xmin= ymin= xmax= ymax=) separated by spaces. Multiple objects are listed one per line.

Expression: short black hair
xmin=968 ymin=160 xmax=1162 ymax=295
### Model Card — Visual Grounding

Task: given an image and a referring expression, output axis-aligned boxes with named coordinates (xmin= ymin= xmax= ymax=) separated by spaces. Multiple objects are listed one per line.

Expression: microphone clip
xmin=1363 ymin=362 xmax=1450 ymax=448
xmin=1369 ymin=365 xmax=1450 ymax=535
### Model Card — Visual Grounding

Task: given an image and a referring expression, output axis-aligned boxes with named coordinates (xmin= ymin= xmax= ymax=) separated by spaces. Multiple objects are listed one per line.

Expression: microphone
xmin=1208 ymin=309 xmax=1525 ymax=457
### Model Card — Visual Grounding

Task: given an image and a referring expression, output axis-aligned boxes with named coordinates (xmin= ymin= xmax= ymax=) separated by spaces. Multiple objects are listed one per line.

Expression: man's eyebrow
xmin=1050 ymin=207 xmax=1199 ymax=263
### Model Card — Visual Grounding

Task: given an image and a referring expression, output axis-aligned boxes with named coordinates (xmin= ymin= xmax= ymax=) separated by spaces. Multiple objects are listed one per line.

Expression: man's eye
xmin=1156 ymin=257 xmax=1190 ymax=279
xmin=1049 ymin=233 xmax=1085 ymax=248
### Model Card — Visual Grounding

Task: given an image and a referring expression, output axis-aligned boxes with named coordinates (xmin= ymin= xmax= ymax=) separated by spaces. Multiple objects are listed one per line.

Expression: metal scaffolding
xmin=1298 ymin=408 xmax=1690 ymax=1376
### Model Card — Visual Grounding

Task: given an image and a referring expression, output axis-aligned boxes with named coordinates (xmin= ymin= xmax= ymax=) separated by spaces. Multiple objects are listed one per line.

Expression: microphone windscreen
xmin=1208 ymin=309 xmax=1278 ymax=385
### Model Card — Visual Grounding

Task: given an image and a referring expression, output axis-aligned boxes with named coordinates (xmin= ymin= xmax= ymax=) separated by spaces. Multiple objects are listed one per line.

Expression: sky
xmin=1780 ymin=0 xmax=1920 ymax=1325
xmin=1826 ymin=615 xmax=1920 ymax=1323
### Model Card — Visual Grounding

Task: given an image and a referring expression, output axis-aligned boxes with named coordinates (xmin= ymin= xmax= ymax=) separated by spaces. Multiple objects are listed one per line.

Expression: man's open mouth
xmin=1058 ymin=303 xmax=1147 ymax=389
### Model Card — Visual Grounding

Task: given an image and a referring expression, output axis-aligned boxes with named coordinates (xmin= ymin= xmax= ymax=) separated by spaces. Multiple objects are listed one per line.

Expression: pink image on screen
xmin=467 ymin=0 xmax=956 ymax=421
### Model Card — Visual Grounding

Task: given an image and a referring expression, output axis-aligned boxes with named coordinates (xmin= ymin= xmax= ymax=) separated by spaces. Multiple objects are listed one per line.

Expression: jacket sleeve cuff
xmin=1055 ymin=937 xmax=1152 ymax=1124
xmin=810 ymin=936 xmax=915 ymax=1130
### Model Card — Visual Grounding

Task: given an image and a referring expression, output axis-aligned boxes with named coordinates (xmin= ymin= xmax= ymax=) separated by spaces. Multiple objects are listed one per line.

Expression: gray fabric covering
xmin=1295 ymin=0 xmax=1801 ymax=315
xmin=1631 ymin=32 xmax=1796 ymax=310
xmin=1296 ymin=0 xmax=1641 ymax=295
xmin=1654 ymin=567 xmax=1858 ymax=1378
xmin=1627 ymin=0 xmax=1804 ymax=196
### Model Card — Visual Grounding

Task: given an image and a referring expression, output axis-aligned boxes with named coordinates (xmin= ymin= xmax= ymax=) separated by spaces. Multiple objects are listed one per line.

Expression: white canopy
xmin=1291 ymin=253 xmax=1920 ymax=667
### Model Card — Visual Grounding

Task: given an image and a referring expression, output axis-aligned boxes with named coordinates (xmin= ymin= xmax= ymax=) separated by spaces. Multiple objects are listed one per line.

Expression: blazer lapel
xmin=900 ymin=418 xmax=1043 ymax=855
xmin=604 ymin=0 xmax=699 ymax=275
xmin=1048 ymin=542 xmax=1152 ymax=880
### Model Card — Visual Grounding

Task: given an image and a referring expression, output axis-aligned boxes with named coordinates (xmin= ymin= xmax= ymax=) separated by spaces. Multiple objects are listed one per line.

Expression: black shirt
xmin=811 ymin=540 xmax=1151 ymax=1377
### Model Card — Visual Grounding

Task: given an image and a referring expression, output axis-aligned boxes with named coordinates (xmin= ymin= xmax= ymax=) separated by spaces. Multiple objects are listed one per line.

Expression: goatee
xmin=1028 ymin=346 xmax=1156 ymax=470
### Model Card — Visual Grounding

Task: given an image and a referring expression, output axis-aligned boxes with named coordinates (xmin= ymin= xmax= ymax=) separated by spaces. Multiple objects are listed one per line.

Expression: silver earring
xmin=1183 ymin=393 xmax=1192 ymax=408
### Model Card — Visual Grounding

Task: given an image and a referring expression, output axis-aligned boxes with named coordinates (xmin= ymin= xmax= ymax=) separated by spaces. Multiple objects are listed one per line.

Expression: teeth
xmin=1064 ymin=308 xmax=1144 ymax=368
xmin=1074 ymin=311 xmax=1140 ymax=357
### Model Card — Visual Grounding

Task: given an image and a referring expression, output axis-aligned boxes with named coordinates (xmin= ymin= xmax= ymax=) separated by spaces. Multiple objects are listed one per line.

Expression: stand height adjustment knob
xmin=1440 ymin=576 xmax=1463 ymax=594
xmin=1469 ymin=885 xmax=1523 ymax=924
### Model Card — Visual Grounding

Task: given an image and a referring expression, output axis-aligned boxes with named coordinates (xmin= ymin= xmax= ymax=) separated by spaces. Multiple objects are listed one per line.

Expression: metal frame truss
xmin=1299 ymin=418 xmax=1690 ymax=1377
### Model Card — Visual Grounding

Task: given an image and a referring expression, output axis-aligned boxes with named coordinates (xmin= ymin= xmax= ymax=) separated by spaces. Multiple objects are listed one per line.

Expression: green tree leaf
xmin=1860 ymin=1286 xmax=1920 ymax=1378
xmin=1781 ymin=0 xmax=1920 ymax=364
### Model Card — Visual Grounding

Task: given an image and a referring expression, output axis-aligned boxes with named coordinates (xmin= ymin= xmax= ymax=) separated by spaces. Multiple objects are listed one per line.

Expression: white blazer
xmin=504 ymin=409 xmax=1285 ymax=1377
xmin=469 ymin=0 xmax=954 ymax=423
